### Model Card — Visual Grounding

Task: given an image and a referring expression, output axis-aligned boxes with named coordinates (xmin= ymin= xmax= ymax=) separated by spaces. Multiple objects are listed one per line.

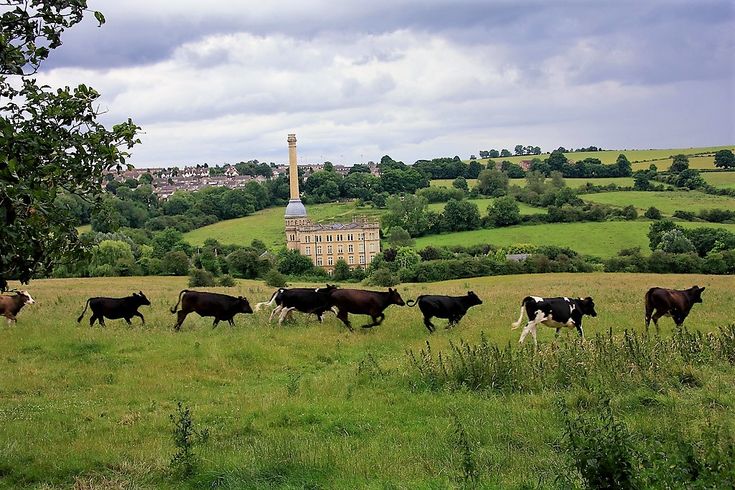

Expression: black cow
xmin=1 ymin=290 xmax=36 ymax=325
xmin=327 ymin=288 xmax=405 ymax=331
xmin=406 ymin=291 xmax=483 ymax=333
xmin=171 ymin=290 xmax=253 ymax=330
xmin=77 ymin=291 xmax=151 ymax=327
xmin=645 ymin=286 xmax=705 ymax=332
xmin=511 ymin=296 xmax=597 ymax=345
xmin=255 ymin=285 xmax=338 ymax=325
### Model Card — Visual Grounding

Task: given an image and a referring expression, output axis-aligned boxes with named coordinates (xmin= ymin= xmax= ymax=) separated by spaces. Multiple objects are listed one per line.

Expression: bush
xmin=217 ymin=274 xmax=237 ymax=287
xmin=368 ymin=268 xmax=399 ymax=287
xmin=644 ymin=206 xmax=662 ymax=219
xmin=265 ymin=269 xmax=287 ymax=287
xmin=333 ymin=259 xmax=351 ymax=281
xmin=188 ymin=268 xmax=215 ymax=287
xmin=162 ymin=251 xmax=190 ymax=276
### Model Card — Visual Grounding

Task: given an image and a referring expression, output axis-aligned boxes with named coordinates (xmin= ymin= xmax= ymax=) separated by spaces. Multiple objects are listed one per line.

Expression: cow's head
xmin=579 ymin=296 xmax=597 ymax=317
xmin=319 ymin=284 xmax=338 ymax=294
xmin=388 ymin=287 xmax=405 ymax=306
xmin=19 ymin=290 xmax=35 ymax=305
xmin=467 ymin=291 xmax=483 ymax=306
xmin=133 ymin=291 xmax=151 ymax=306
xmin=688 ymin=285 xmax=705 ymax=303
xmin=238 ymin=296 xmax=253 ymax=314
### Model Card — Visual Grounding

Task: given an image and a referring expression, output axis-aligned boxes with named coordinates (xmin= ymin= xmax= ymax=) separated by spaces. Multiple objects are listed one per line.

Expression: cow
xmin=645 ymin=286 xmax=705 ymax=332
xmin=170 ymin=289 xmax=253 ymax=331
xmin=77 ymin=291 xmax=151 ymax=327
xmin=1 ymin=290 xmax=36 ymax=325
xmin=512 ymin=296 xmax=597 ymax=346
xmin=327 ymin=287 xmax=405 ymax=331
xmin=406 ymin=291 xmax=483 ymax=333
xmin=255 ymin=285 xmax=338 ymax=324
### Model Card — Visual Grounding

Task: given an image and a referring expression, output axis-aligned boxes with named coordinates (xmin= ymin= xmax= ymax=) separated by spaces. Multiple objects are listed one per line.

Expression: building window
xmin=317 ymin=257 xmax=323 ymax=266
xmin=360 ymin=255 xmax=365 ymax=264
xmin=327 ymin=235 xmax=333 ymax=242
xmin=327 ymin=245 xmax=333 ymax=254
xmin=358 ymin=233 xmax=364 ymax=240
xmin=349 ymin=256 xmax=354 ymax=264
xmin=347 ymin=233 xmax=354 ymax=241
xmin=328 ymin=256 xmax=333 ymax=266
xmin=305 ymin=236 xmax=310 ymax=243
xmin=348 ymin=244 xmax=353 ymax=253
xmin=305 ymin=246 xmax=311 ymax=255
xmin=338 ymin=245 xmax=343 ymax=254
xmin=317 ymin=246 xmax=322 ymax=254
xmin=369 ymin=243 xmax=375 ymax=251
xmin=359 ymin=244 xmax=365 ymax=252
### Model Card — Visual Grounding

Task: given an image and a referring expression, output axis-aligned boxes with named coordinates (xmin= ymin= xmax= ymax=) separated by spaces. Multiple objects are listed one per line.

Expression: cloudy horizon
xmin=35 ymin=0 xmax=735 ymax=167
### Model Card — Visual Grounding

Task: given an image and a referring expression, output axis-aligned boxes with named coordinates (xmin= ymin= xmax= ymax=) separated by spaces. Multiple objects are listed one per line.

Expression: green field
xmin=2 ymin=273 xmax=734 ymax=487
xmin=185 ymin=202 xmax=382 ymax=248
xmin=428 ymin=198 xmax=545 ymax=216
xmin=582 ymin=191 xmax=735 ymax=216
xmin=433 ymin=177 xmax=635 ymax=189
xmin=414 ymin=220 xmax=735 ymax=256
xmin=471 ymin=145 xmax=734 ymax=170
xmin=703 ymin=171 xmax=735 ymax=189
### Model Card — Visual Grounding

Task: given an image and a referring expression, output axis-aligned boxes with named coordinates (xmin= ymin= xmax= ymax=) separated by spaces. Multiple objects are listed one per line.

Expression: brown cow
xmin=645 ymin=286 xmax=705 ymax=331
xmin=0 ymin=290 xmax=36 ymax=325
xmin=171 ymin=290 xmax=253 ymax=330
xmin=327 ymin=287 xmax=405 ymax=331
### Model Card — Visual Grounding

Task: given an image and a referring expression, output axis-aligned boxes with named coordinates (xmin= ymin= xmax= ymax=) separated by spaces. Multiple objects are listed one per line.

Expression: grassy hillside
xmin=2 ymin=274 xmax=733 ymax=487
xmin=432 ymin=177 xmax=636 ymax=189
xmin=414 ymin=220 xmax=735 ymax=256
xmin=428 ymin=198 xmax=544 ymax=215
xmin=470 ymin=145 xmax=734 ymax=170
xmin=703 ymin=171 xmax=735 ymax=189
xmin=582 ymin=190 xmax=735 ymax=216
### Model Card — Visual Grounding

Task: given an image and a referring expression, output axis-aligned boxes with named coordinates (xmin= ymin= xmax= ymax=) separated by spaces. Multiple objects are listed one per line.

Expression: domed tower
xmin=285 ymin=133 xmax=306 ymax=250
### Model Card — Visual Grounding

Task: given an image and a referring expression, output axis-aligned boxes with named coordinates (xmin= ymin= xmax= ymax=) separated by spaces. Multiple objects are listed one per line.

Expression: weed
xmin=169 ymin=401 xmax=210 ymax=477
xmin=450 ymin=411 xmax=478 ymax=486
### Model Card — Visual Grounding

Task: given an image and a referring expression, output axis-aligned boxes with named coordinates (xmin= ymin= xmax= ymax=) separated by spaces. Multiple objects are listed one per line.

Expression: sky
xmin=35 ymin=0 xmax=735 ymax=168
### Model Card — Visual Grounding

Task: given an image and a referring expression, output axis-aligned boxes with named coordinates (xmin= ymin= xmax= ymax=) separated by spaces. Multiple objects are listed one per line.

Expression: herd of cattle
xmin=0 ymin=284 xmax=707 ymax=343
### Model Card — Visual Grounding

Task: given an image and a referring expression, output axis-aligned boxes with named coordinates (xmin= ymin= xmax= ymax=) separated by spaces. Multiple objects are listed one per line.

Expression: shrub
xmin=265 ymin=269 xmax=287 ymax=287
xmin=188 ymin=269 xmax=215 ymax=287
xmin=644 ymin=206 xmax=662 ymax=219
xmin=332 ymin=259 xmax=351 ymax=281
xmin=217 ymin=274 xmax=237 ymax=287
xmin=162 ymin=251 xmax=190 ymax=276
xmin=368 ymin=268 xmax=399 ymax=287
xmin=169 ymin=401 xmax=209 ymax=477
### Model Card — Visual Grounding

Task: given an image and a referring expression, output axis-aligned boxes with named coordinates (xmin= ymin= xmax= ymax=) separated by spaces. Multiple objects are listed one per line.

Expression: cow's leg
xmin=362 ymin=312 xmax=385 ymax=329
xmin=5 ymin=313 xmax=15 ymax=325
xmin=555 ymin=328 xmax=561 ymax=337
xmin=337 ymin=309 xmax=353 ymax=332
xmin=212 ymin=318 xmax=220 ymax=328
xmin=651 ymin=310 xmax=666 ymax=334
xmin=174 ymin=311 xmax=189 ymax=331
xmin=269 ymin=305 xmax=282 ymax=323
xmin=89 ymin=314 xmax=98 ymax=327
xmin=124 ymin=317 xmax=132 ymax=326
xmin=530 ymin=324 xmax=538 ymax=347
xmin=423 ymin=315 xmax=435 ymax=333
xmin=228 ymin=318 xmax=235 ymax=327
xmin=133 ymin=311 xmax=145 ymax=325
xmin=519 ymin=311 xmax=544 ymax=344
xmin=278 ymin=307 xmax=294 ymax=326
xmin=575 ymin=325 xmax=585 ymax=340
xmin=644 ymin=303 xmax=654 ymax=330
xmin=98 ymin=316 xmax=106 ymax=327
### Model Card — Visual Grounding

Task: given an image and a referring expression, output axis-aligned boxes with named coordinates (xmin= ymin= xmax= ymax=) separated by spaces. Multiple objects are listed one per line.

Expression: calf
xmin=171 ymin=289 xmax=253 ymax=331
xmin=645 ymin=286 xmax=705 ymax=332
xmin=255 ymin=285 xmax=338 ymax=324
xmin=327 ymin=287 xmax=405 ymax=331
xmin=77 ymin=291 xmax=151 ymax=326
xmin=407 ymin=291 xmax=483 ymax=333
xmin=1 ymin=290 xmax=36 ymax=325
xmin=512 ymin=296 xmax=597 ymax=346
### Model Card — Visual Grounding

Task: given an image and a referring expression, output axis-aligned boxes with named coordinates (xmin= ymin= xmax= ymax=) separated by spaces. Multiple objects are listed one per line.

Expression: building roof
xmin=285 ymin=199 xmax=307 ymax=217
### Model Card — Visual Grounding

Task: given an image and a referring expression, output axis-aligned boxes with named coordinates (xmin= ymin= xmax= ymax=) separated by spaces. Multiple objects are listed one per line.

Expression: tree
xmin=348 ymin=164 xmax=371 ymax=174
xmin=514 ymin=144 xmax=525 ymax=156
xmin=382 ymin=195 xmax=431 ymax=237
xmin=648 ymin=220 xmax=680 ymax=251
xmin=0 ymin=1 xmax=140 ymax=288
xmin=487 ymin=197 xmax=521 ymax=227
xmin=489 ymin=149 xmax=500 ymax=158
xmin=466 ymin=160 xmax=484 ymax=179
xmin=395 ymin=247 xmax=421 ymax=269
xmin=657 ymin=229 xmax=696 ymax=254
xmin=332 ymin=259 xmax=351 ymax=281
xmin=162 ymin=251 xmax=190 ymax=276
xmin=500 ymin=149 xmax=512 ymax=157
xmin=669 ymin=154 xmax=689 ymax=173
xmin=644 ymin=207 xmax=662 ymax=220
xmin=714 ymin=149 xmax=735 ymax=169
xmin=546 ymin=150 xmax=569 ymax=173
xmin=227 ymin=248 xmax=266 ymax=279
xmin=452 ymin=176 xmax=469 ymax=192
xmin=615 ymin=154 xmax=632 ymax=176
xmin=277 ymin=249 xmax=314 ymax=275
xmin=442 ymin=199 xmax=481 ymax=232
xmin=475 ymin=169 xmax=509 ymax=196
xmin=388 ymin=226 xmax=414 ymax=247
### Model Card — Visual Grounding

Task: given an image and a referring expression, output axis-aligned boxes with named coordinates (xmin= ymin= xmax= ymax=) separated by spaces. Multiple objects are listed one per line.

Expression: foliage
xmin=0 ymin=1 xmax=140 ymax=287
xmin=475 ymin=168 xmax=509 ymax=197
xmin=188 ymin=269 xmax=215 ymax=287
xmin=169 ymin=401 xmax=209 ymax=477
xmin=264 ymin=269 xmax=287 ymax=287
xmin=644 ymin=206 xmax=661 ymax=220
xmin=714 ymin=149 xmax=735 ymax=169
xmin=452 ymin=176 xmax=469 ymax=192
xmin=332 ymin=259 xmax=351 ymax=281
xmin=162 ymin=251 xmax=190 ymax=276
xmin=387 ymin=226 xmax=414 ymax=247
xmin=367 ymin=268 xmax=399 ymax=287
xmin=277 ymin=249 xmax=314 ymax=276
xmin=670 ymin=154 xmax=690 ymax=173
xmin=657 ymin=229 xmax=696 ymax=254
xmin=442 ymin=199 xmax=481 ymax=232
xmin=487 ymin=197 xmax=521 ymax=227
xmin=216 ymin=274 xmax=237 ymax=287
xmin=416 ymin=186 xmax=465 ymax=203
xmin=382 ymin=195 xmax=433 ymax=237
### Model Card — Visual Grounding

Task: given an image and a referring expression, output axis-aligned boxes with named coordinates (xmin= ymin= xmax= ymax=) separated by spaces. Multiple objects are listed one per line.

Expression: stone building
xmin=284 ymin=134 xmax=380 ymax=271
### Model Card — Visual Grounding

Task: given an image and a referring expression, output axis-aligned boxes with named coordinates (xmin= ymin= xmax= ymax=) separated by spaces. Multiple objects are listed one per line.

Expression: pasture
xmin=582 ymin=190 xmax=735 ymax=216
xmin=413 ymin=220 xmax=735 ymax=256
xmin=703 ymin=171 xmax=735 ymax=190
xmin=432 ymin=177 xmax=635 ymax=189
xmin=1 ymin=273 xmax=733 ymax=487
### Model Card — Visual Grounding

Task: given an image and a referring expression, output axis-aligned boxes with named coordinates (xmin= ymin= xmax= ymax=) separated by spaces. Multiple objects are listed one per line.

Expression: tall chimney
xmin=284 ymin=133 xmax=306 ymax=218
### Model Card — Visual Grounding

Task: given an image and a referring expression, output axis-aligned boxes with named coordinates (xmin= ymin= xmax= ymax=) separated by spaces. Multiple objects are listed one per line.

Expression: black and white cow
xmin=511 ymin=296 xmax=597 ymax=345
xmin=255 ymin=285 xmax=338 ymax=325
xmin=406 ymin=291 xmax=483 ymax=333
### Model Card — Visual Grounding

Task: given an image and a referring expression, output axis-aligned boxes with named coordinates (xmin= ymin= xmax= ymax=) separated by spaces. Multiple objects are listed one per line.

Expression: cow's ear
xmin=238 ymin=295 xmax=244 ymax=299
xmin=699 ymin=287 xmax=705 ymax=292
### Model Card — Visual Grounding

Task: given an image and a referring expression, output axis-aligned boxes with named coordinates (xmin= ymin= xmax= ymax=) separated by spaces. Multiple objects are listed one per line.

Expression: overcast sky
xmin=36 ymin=0 xmax=735 ymax=167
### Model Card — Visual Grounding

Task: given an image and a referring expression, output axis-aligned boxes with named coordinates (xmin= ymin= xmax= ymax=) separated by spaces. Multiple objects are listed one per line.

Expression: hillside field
xmin=470 ymin=145 xmax=734 ymax=170
xmin=1 ymin=273 xmax=734 ymax=487
xmin=432 ymin=177 xmax=636 ymax=189
xmin=413 ymin=220 xmax=735 ymax=256
xmin=703 ymin=171 xmax=735 ymax=189
xmin=582 ymin=190 xmax=735 ymax=216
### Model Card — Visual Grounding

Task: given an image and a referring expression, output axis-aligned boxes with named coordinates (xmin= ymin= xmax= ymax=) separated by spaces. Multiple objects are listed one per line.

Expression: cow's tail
xmin=254 ymin=289 xmax=280 ymax=312
xmin=511 ymin=297 xmax=530 ymax=329
xmin=77 ymin=299 xmax=91 ymax=323
xmin=406 ymin=295 xmax=424 ymax=307
xmin=170 ymin=289 xmax=188 ymax=313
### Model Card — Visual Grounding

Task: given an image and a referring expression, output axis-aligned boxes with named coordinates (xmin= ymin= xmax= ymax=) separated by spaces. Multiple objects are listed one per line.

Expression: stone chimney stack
xmin=284 ymin=133 xmax=306 ymax=218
